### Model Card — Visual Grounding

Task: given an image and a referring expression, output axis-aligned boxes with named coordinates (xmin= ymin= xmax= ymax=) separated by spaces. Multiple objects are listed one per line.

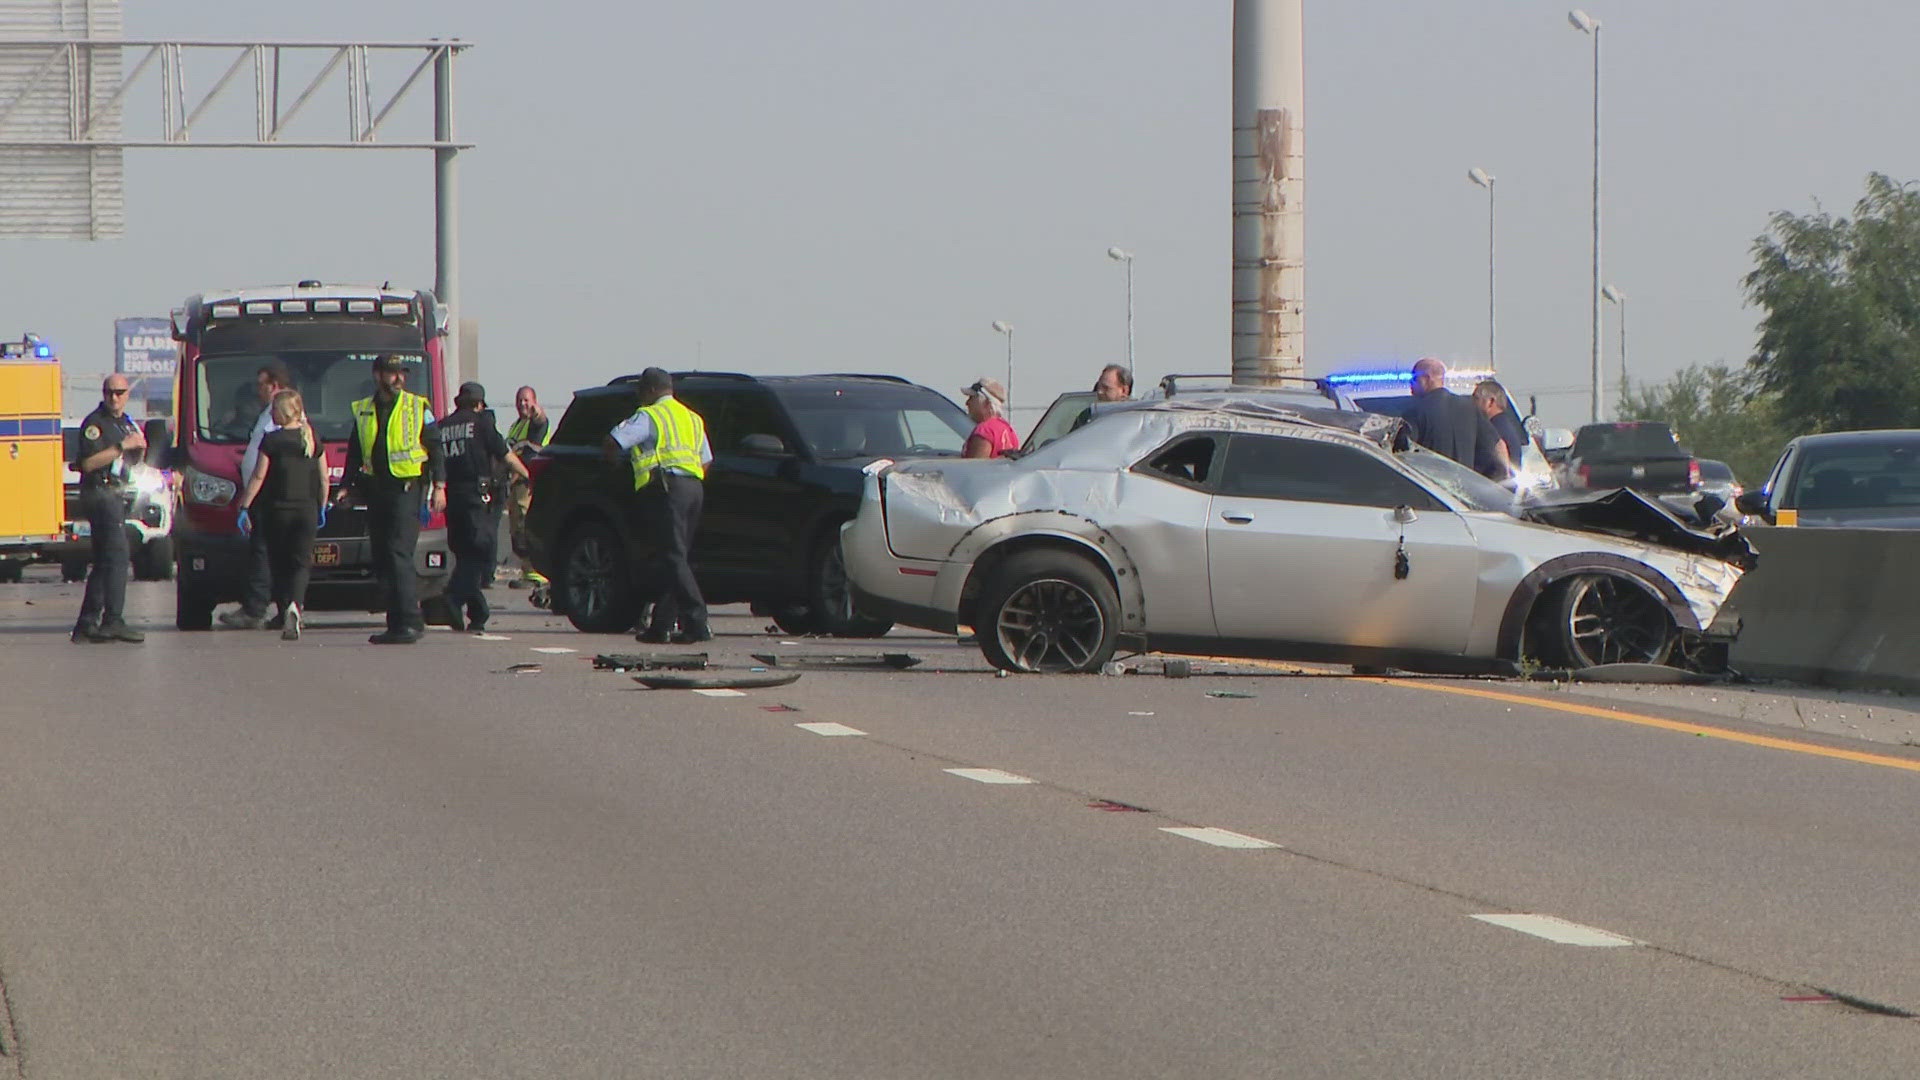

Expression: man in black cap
xmin=338 ymin=353 xmax=444 ymax=644
xmin=436 ymin=382 xmax=528 ymax=633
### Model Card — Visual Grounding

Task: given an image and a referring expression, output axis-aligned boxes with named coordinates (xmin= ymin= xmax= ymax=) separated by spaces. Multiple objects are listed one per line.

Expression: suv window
xmin=1218 ymin=433 xmax=1445 ymax=510
xmin=678 ymin=386 xmax=794 ymax=455
xmin=772 ymin=382 xmax=971 ymax=459
xmin=551 ymin=389 xmax=638 ymax=447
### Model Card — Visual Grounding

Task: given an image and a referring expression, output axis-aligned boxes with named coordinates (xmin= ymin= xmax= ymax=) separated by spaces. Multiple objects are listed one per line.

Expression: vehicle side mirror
xmin=1734 ymin=490 xmax=1771 ymax=520
xmin=740 ymin=433 xmax=792 ymax=458
xmin=143 ymin=418 xmax=171 ymax=467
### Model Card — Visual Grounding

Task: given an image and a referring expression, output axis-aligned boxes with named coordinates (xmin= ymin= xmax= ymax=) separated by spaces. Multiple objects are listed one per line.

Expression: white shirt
xmin=609 ymin=395 xmax=714 ymax=474
xmin=240 ymin=405 xmax=281 ymax=482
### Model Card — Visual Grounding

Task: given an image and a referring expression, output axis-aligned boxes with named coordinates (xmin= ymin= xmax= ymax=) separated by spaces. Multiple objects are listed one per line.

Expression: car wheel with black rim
xmin=557 ymin=518 xmax=639 ymax=633
xmin=807 ymin=531 xmax=893 ymax=638
xmin=1544 ymin=572 xmax=1675 ymax=668
xmin=975 ymin=549 xmax=1119 ymax=673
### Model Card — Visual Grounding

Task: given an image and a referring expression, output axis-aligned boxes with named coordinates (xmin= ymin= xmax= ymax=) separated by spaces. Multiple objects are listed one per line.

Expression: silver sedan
xmin=842 ymin=401 xmax=1747 ymax=674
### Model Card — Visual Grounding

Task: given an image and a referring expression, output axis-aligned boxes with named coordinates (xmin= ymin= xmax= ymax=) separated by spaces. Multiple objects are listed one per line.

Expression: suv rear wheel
xmin=765 ymin=529 xmax=894 ymax=637
xmin=557 ymin=518 xmax=640 ymax=633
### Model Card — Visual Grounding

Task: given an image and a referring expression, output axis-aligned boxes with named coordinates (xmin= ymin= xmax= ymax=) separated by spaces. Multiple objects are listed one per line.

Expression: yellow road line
xmin=1201 ymin=656 xmax=1920 ymax=775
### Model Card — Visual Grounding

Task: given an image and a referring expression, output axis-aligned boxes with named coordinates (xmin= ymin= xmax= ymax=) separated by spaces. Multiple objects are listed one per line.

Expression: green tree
xmin=1744 ymin=172 xmax=1920 ymax=432
xmin=1616 ymin=365 xmax=1791 ymax=486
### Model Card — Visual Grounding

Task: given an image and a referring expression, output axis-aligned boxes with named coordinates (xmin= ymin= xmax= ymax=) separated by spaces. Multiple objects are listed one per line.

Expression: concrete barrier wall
xmin=1725 ymin=526 xmax=1920 ymax=694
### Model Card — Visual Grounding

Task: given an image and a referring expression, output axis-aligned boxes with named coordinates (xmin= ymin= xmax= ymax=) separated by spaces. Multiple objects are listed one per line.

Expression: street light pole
xmin=1107 ymin=247 xmax=1135 ymax=372
xmin=1602 ymin=284 xmax=1627 ymax=390
xmin=991 ymin=320 xmax=1014 ymax=403
xmin=1569 ymin=9 xmax=1603 ymax=422
xmin=1467 ymin=168 xmax=1496 ymax=365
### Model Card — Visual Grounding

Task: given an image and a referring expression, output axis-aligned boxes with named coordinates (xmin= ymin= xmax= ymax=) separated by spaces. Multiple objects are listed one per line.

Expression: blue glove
xmin=236 ymin=508 xmax=252 ymax=536
xmin=316 ymin=503 xmax=329 ymax=529
xmin=418 ymin=499 xmax=432 ymax=525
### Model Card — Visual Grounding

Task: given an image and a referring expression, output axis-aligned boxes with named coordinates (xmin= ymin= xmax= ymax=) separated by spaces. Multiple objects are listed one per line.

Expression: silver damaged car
xmin=841 ymin=400 xmax=1751 ymax=675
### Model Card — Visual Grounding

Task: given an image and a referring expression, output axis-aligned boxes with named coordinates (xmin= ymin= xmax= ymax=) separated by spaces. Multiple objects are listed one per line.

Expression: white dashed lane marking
xmin=1159 ymin=827 xmax=1281 ymax=850
xmin=692 ymin=688 xmax=748 ymax=698
xmin=796 ymin=722 xmax=866 ymax=737
xmin=944 ymin=768 xmax=1034 ymax=785
xmin=474 ymin=633 xmax=511 ymax=641
xmin=530 ymin=647 xmax=576 ymax=654
xmin=1470 ymin=914 xmax=1638 ymax=947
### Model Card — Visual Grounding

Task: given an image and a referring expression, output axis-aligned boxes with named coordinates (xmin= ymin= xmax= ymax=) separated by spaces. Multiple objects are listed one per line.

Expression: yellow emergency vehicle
xmin=0 ymin=336 xmax=64 ymax=582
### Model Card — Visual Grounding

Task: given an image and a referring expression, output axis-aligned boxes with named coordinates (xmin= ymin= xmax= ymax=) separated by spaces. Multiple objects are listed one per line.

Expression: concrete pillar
xmin=1231 ymin=0 xmax=1305 ymax=383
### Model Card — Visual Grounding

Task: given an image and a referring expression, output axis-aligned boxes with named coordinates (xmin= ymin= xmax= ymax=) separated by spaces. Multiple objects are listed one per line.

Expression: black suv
xmin=526 ymin=372 xmax=974 ymax=636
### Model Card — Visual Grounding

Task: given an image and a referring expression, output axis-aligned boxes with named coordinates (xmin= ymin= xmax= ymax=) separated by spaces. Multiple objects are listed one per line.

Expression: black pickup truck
xmin=1557 ymin=421 xmax=1700 ymax=496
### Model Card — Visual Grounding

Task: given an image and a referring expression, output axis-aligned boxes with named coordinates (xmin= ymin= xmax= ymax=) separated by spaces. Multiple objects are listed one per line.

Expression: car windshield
xmin=195 ymin=351 xmax=427 ymax=443
xmin=775 ymin=383 xmax=973 ymax=459
xmin=1023 ymin=391 xmax=1098 ymax=453
xmin=1699 ymin=460 xmax=1735 ymax=483
xmin=1789 ymin=438 xmax=1920 ymax=511
xmin=1397 ymin=448 xmax=1518 ymax=514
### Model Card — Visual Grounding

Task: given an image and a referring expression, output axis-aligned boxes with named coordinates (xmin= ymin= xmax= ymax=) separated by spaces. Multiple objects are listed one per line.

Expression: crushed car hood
xmin=1519 ymin=488 xmax=1757 ymax=568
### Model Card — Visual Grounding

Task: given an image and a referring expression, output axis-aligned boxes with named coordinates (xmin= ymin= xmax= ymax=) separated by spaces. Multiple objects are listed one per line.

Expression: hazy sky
xmin=14 ymin=0 xmax=1920 ymax=427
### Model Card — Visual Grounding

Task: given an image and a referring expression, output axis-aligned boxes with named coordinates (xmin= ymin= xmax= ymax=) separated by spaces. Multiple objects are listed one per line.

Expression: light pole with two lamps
xmin=1569 ymin=8 xmax=1604 ymax=421
xmin=1106 ymin=247 xmax=1135 ymax=373
xmin=990 ymin=320 xmax=1014 ymax=404
xmin=1602 ymin=284 xmax=1626 ymax=393
xmin=1467 ymin=168 xmax=1496 ymax=365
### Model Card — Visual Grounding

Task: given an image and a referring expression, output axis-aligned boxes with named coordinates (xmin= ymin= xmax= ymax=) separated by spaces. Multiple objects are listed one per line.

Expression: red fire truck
xmin=168 ymin=281 xmax=455 ymax=629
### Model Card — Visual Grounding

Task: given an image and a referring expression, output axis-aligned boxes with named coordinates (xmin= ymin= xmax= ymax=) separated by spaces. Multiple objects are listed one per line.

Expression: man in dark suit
xmin=1403 ymin=357 xmax=1508 ymax=480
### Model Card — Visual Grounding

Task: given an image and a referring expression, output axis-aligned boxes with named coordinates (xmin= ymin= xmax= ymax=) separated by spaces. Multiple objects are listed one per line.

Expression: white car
xmin=49 ymin=426 xmax=176 ymax=581
xmin=843 ymin=400 xmax=1749 ymax=674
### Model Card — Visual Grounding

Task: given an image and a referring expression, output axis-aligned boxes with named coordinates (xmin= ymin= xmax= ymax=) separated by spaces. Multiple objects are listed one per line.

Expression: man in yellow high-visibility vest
xmin=504 ymin=385 xmax=552 ymax=589
xmin=606 ymin=367 xmax=713 ymax=644
xmin=339 ymin=353 xmax=445 ymax=644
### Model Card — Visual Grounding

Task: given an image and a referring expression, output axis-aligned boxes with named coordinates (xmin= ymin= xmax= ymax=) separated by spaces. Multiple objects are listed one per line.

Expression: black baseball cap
xmin=457 ymin=381 xmax=487 ymax=405
xmin=372 ymin=353 xmax=409 ymax=371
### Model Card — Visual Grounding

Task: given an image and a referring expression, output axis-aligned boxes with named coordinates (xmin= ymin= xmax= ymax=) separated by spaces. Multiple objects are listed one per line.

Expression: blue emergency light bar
xmin=1324 ymin=366 xmax=1496 ymax=386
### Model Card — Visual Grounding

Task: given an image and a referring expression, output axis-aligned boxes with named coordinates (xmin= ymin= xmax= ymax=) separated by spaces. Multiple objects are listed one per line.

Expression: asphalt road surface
xmin=1 ymin=570 xmax=1917 ymax=1078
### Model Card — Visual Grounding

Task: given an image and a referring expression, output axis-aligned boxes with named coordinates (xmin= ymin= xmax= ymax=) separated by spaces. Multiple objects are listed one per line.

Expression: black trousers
xmin=642 ymin=474 xmax=707 ymax=635
xmin=263 ymin=504 xmax=319 ymax=614
xmin=239 ymin=507 xmax=272 ymax=617
xmin=365 ymin=480 xmax=423 ymax=633
xmin=76 ymin=485 xmax=128 ymax=630
xmin=445 ymin=494 xmax=494 ymax=626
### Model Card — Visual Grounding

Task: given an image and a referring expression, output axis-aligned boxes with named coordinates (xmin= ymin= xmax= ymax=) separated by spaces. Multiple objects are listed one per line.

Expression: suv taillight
xmin=524 ymin=456 xmax=554 ymax=486
xmin=1688 ymin=459 xmax=1702 ymax=489
xmin=1577 ymin=463 xmax=1590 ymax=487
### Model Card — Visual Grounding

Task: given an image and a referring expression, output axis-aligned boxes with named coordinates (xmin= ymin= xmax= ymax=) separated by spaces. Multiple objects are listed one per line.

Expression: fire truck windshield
xmin=196 ymin=351 xmax=427 ymax=443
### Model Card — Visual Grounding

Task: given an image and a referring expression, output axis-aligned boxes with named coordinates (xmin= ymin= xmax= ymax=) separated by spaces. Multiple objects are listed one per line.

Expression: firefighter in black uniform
xmin=336 ymin=353 xmax=444 ymax=644
xmin=436 ymin=382 xmax=528 ymax=633
xmin=70 ymin=374 xmax=146 ymax=643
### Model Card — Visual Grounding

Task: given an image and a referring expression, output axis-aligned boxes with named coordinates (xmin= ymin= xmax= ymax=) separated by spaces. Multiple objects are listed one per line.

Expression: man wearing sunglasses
xmin=68 ymin=375 xmax=147 ymax=643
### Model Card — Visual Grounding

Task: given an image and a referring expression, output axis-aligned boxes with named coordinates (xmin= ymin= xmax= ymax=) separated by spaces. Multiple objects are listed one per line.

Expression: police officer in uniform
xmin=337 ymin=353 xmax=444 ymax=644
xmin=606 ymin=367 xmax=713 ymax=644
xmin=437 ymin=382 xmax=528 ymax=633
xmin=70 ymin=374 xmax=146 ymax=643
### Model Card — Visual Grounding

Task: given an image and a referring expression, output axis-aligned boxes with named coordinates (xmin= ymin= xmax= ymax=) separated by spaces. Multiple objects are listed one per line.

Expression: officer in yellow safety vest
xmin=337 ymin=353 xmax=445 ymax=644
xmin=504 ymin=385 xmax=553 ymax=589
xmin=605 ymin=366 xmax=713 ymax=644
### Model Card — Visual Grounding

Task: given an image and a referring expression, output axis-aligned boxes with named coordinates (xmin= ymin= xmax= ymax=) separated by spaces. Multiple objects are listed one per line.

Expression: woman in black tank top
xmin=235 ymin=390 xmax=330 ymax=640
